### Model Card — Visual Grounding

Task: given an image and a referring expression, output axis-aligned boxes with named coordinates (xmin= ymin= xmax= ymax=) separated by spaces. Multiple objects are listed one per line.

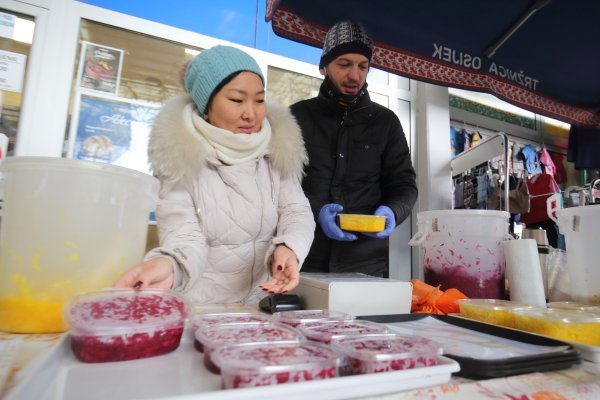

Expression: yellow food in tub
xmin=457 ymin=299 xmax=531 ymax=328
xmin=0 ymin=296 xmax=66 ymax=333
xmin=338 ymin=214 xmax=386 ymax=232
xmin=512 ymin=308 xmax=600 ymax=346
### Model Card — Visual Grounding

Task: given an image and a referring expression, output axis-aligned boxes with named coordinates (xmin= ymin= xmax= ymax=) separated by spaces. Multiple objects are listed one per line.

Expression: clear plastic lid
xmin=332 ymin=333 xmax=442 ymax=362
xmin=547 ymin=302 xmax=600 ymax=313
xmin=191 ymin=312 xmax=272 ymax=332
xmin=512 ymin=307 xmax=600 ymax=323
xmin=63 ymin=288 xmax=190 ymax=336
xmin=215 ymin=341 xmax=340 ymax=388
xmin=298 ymin=320 xmax=389 ymax=343
xmin=457 ymin=298 xmax=532 ymax=311
xmin=272 ymin=309 xmax=353 ymax=327
xmin=213 ymin=341 xmax=341 ymax=375
xmin=195 ymin=321 xmax=303 ymax=350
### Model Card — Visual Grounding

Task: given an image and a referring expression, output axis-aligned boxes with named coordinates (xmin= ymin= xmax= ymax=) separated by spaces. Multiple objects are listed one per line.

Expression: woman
xmin=115 ymin=45 xmax=315 ymax=304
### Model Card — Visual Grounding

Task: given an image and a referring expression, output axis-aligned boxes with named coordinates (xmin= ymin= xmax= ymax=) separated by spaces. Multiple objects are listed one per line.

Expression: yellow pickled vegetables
xmin=513 ymin=310 xmax=600 ymax=346
xmin=338 ymin=214 xmax=385 ymax=232
xmin=0 ymin=296 xmax=67 ymax=333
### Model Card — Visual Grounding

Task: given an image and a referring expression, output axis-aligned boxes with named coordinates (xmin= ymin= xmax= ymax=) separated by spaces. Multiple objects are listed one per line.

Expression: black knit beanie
xmin=319 ymin=21 xmax=374 ymax=68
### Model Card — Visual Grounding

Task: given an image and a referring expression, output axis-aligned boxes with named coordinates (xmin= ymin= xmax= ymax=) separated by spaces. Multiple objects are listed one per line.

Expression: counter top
xmin=2 ymin=306 xmax=600 ymax=400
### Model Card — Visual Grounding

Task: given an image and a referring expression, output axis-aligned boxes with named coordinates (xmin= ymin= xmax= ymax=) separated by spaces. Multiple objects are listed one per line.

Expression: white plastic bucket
xmin=409 ymin=210 xmax=510 ymax=299
xmin=548 ymin=197 xmax=600 ymax=305
xmin=0 ymin=157 xmax=159 ymax=332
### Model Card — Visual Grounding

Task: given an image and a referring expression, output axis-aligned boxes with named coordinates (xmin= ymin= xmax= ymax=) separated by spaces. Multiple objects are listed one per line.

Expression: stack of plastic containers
xmin=196 ymin=310 xmax=445 ymax=389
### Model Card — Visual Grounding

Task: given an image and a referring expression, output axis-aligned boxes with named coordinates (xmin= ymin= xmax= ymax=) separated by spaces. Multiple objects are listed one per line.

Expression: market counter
xmin=2 ymin=319 xmax=600 ymax=400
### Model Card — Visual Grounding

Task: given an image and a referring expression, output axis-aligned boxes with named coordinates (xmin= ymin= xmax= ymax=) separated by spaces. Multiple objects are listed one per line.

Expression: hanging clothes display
xmin=520 ymin=144 xmax=542 ymax=174
xmin=549 ymin=151 xmax=568 ymax=184
xmin=539 ymin=147 xmax=556 ymax=176
xmin=520 ymin=173 xmax=560 ymax=224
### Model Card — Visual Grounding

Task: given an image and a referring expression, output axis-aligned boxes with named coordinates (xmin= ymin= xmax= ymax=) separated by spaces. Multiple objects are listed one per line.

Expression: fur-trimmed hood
xmin=148 ymin=95 xmax=307 ymax=186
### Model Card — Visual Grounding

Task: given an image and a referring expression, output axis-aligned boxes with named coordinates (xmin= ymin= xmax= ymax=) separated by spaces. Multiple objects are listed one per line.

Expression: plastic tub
xmin=298 ymin=320 xmax=389 ymax=344
xmin=63 ymin=288 xmax=190 ymax=363
xmin=191 ymin=312 xmax=273 ymax=352
xmin=213 ymin=341 xmax=341 ymax=389
xmin=0 ymin=157 xmax=159 ymax=333
xmin=409 ymin=210 xmax=510 ymax=299
xmin=547 ymin=202 xmax=600 ymax=305
xmin=338 ymin=214 xmax=386 ymax=232
xmin=332 ymin=334 xmax=441 ymax=375
xmin=457 ymin=299 xmax=533 ymax=328
xmin=272 ymin=309 xmax=353 ymax=327
xmin=512 ymin=308 xmax=600 ymax=346
xmin=195 ymin=322 xmax=303 ymax=373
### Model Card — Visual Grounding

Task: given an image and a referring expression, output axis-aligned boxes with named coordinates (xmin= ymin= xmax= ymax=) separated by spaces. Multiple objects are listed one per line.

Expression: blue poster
xmin=74 ymin=94 xmax=161 ymax=174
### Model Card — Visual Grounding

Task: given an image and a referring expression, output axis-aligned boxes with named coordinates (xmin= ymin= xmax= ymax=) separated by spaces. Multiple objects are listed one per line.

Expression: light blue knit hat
xmin=184 ymin=45 xmax=264 ymax=114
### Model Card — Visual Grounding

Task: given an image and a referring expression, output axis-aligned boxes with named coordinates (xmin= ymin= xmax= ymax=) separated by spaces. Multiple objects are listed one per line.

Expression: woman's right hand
xmin=114 ymin=257 xmax=174 ymax=289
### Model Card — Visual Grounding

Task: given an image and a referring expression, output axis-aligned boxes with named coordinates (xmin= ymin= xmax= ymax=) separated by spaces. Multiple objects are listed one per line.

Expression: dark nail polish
xmin=276 ymin=265 xmax=283 ymax=271
xmin=134 ymin=281 xmax=143 ymax=289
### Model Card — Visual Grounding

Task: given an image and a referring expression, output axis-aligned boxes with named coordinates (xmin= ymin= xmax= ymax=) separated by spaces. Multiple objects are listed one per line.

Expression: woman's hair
xmin=203 ymin=71 xmax=242 ymax=115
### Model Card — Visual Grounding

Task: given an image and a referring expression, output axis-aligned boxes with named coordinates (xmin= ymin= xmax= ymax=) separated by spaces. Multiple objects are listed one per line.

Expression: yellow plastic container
xmin=457 ymin=299 xmax=532 ymax=328
xmin=512 ymin=308 xmax=600 ymax=346
xmin=338 ymin=214 xmax=386 ymax=232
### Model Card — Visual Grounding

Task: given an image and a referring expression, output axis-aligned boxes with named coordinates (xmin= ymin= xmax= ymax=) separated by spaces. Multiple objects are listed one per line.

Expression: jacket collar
xmin=319 ymin=76 xmax=371 ymax=111
xmin=148 ymin=95 xmax=308 ymax=187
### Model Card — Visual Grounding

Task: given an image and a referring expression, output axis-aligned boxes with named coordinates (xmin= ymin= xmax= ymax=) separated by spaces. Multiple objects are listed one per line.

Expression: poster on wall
xmin=0 ymin=49 xmax=27 ymax=92
xmin=69 ymin=91 xmax=162 ymax=174
xmin=76 ymin=41 xmax=124 ymax=94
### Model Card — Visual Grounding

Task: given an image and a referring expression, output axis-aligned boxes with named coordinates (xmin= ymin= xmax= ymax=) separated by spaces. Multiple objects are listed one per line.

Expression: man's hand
xmin=318 ymin=203 xmax=357 ymax=241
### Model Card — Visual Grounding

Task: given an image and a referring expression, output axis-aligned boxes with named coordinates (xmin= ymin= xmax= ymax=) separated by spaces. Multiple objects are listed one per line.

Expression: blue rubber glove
xmin=318 ymin=203 xmax=357 ymax=241
xmin=363 ymin=205 xmax=396 ymax=239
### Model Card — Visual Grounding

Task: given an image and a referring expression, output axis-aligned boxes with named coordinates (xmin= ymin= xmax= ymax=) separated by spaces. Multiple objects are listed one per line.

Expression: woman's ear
xmin=319 ymin=67 xmax=327 ymax=76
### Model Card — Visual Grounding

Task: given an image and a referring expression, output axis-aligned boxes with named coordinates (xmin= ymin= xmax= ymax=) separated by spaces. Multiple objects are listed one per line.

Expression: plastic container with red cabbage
xmin=195 ymin=322 xmax=303 ymax=373
xmin=63 ymin=288 xmax=190 ymax=363
xmin=332 ymin=333 xmax=442 ymax=375
xmin=213 ymin=341 xmax=342 ymax=388
xmin=272 ymin=309 xmax=353 ymax=327
xmin=298 ymin=319 xmax=389 ymax=344
xmin=191 ymin=312 xmax=273 ymax=351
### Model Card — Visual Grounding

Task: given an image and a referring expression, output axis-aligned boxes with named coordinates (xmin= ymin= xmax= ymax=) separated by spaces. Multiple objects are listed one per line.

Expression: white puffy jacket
xmin=145 ymin=95 xmax=315 ymax=304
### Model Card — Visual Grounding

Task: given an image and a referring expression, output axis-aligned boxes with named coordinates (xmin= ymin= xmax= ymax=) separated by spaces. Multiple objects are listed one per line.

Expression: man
xmin=291 ymin=21 xmax=418 ymax=277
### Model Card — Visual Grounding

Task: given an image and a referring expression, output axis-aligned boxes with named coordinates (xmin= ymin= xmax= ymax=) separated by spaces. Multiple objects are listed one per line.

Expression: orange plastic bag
xmin=411 ymin=279 xmax=468 ymax=315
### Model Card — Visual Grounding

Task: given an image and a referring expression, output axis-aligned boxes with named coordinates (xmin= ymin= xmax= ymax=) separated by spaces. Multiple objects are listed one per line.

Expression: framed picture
xmin=67 ymin=90 xmax=162 ymax=174
xmin=76 ymin=41 xmax=124 ymax=94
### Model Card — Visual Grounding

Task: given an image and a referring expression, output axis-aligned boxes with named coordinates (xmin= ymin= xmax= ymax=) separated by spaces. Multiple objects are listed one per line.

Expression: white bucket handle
xmin=408 ymin=219 xmax=431 ymax=246
xmin=546 ymin=193 xmax=561 ymax=224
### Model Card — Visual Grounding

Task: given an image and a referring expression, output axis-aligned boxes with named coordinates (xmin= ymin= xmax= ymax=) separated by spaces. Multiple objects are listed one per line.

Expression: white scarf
xmin=188 ymin=104 xmax=271 ymax=165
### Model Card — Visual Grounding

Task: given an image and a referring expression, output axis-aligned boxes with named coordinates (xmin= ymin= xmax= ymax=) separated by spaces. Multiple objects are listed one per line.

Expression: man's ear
xmin=319 ymin=67 xmax=327 ymax=76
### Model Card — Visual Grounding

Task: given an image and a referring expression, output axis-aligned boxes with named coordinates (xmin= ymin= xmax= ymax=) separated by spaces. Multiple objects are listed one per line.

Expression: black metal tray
xmin=359 ymin=314 xmax=582 ymax=379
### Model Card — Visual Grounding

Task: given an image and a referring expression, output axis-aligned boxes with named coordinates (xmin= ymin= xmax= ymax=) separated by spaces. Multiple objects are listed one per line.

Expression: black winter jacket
xmin=291 ymin=80 xmax=418 ymax=276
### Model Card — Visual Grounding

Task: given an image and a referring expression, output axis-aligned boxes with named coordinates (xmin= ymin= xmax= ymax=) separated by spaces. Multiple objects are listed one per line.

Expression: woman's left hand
xmin=260 ymin=244 xmax=300 ymax=293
